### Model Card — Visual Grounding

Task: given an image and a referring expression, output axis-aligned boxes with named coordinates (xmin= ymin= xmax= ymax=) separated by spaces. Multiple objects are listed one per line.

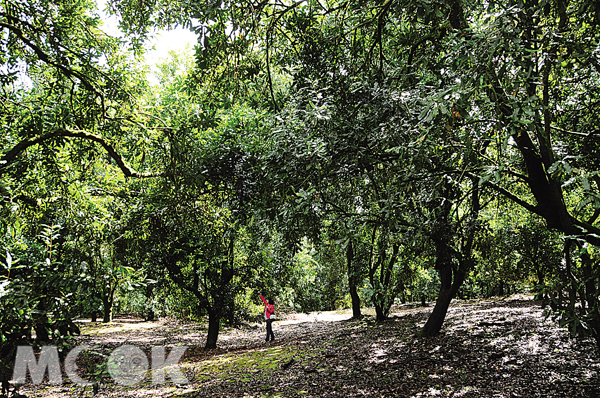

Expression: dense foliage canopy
xmin=2 ymin=0 xmax=600 ymax=393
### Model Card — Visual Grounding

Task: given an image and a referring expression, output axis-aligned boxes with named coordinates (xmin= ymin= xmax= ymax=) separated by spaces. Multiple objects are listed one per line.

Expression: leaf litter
xmin=16 ymin=296 xmax=600 ymax=397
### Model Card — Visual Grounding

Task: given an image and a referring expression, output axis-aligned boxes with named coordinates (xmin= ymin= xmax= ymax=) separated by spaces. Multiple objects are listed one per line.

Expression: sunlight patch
xmin=81 ymin=321 xmax=160 ymax=335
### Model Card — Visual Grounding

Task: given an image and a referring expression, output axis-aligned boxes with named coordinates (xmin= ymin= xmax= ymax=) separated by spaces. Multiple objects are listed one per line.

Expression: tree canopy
xmin=3 ymin=2 xmax=600 ymax=393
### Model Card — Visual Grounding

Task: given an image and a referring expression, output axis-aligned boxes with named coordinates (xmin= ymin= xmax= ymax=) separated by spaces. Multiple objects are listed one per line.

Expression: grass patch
xmin=78 ymin=321 xmax=161 ymax=336
xmin=188 ymin=345 xmax=308 ymax=382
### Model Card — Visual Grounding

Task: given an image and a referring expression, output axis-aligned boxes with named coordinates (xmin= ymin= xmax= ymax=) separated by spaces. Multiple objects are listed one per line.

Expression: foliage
xmin=99 ymin=0 xmax=600 ymax=348
xmin=542 ymin=240 xmax=600 ymax=346
xmin=4 ymin=0 xmax=600 ymax=365
xmin=0 ymin=225 xmax=81 ymax=393
xmin=284 ymin=239 xmax=346 ymax=313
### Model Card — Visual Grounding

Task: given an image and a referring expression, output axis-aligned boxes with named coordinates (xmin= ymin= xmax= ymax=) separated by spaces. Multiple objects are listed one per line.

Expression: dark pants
xmin=265 ymin=319 xmax=275 ymax=341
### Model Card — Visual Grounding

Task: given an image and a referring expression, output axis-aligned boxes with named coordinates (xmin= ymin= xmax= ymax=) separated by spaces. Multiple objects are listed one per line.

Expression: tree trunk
xmin=375 ymin=302 xmax=386 ymax=322
xmin=419 ymin=176 xmax=476 ymax=337
xmin=146 ymin=308 xmax=155 ymax=322
xmin=421 ymin=288 xmax=453 ymax=337
xmin=349 ymin=284 xmax=362 ymax=319
xmin=34 ymin=320 xmax=50 ymax=342
xmin=34 ymin=298 xmax=50 ymax=342
xmin=205 ymin=309 xmax=220 ymax=349
xmin=145 ymin=284 xmax=156 ymax=321
xmin=536 ymin=268 xmax=545 ymax=290
xmin=102 ymin=295 xmax=113 ymax=323
xmin=346 ymin=240 xmax=362 ymax=319
xmin=420 ymin=263 xmax=464 ymax=337
xmin=374 ymin=242 xmax=400 ymax=322
xmin=91 ymin=312 xmax=97 ymax=322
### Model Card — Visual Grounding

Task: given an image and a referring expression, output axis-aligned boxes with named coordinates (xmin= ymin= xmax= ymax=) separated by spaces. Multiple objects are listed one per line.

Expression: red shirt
xmin=260 ymin=294 xmax=274 ymax=319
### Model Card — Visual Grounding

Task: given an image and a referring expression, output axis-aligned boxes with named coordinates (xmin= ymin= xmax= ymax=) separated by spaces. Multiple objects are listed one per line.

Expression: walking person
xmin=260 ymin=293 xmax=275 ymax=342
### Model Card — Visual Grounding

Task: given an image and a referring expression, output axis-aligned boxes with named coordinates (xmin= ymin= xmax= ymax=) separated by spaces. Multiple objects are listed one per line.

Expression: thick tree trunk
xmin=205 ymin=309 xmax=220 ymax=349
xmin=421 ymin=288 xmax=453 ymax=337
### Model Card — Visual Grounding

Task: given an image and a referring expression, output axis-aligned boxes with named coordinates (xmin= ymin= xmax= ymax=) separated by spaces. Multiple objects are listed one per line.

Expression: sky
xmin=98 ymin=1 xmax=198 ymax=81
xmin=145 ymin=29 xmax=198 ymax=64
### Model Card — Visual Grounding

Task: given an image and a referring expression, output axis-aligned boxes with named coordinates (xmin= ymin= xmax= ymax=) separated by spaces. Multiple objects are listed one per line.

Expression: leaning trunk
xmin=419 ymin=177 xmax=476 ymax=337
xmin=421 ymin=288 xmax=453 ymax=337
xmin=420 ymin=263 xmax=464 ymax=337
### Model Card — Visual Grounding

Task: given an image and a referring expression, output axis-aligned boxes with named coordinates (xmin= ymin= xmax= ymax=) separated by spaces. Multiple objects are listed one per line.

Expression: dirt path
xmin=16 ymin=296 xmax=600 ymax=397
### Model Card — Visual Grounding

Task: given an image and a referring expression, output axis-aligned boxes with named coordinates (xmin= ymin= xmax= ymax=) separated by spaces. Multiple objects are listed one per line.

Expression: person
xmin=260 ymin=293 xmax=275 ymax=342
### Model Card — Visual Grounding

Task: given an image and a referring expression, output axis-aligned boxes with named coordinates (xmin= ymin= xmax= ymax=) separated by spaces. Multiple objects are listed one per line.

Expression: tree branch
xmin=0 ymin=129 xmax=160 ymax=178
xmin=0 ymin=20 xmax=106 ymax=115
xmin=464 ymin=171 xmax=539 ymax=215
xmin=550 ymin=125 xmax=593 ymax=137
xmin=264 ymin=0 xmax=304 ymax=111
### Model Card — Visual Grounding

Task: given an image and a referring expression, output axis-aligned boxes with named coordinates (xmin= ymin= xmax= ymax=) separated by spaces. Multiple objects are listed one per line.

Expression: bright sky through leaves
xmin=97 ymin=0 xmax=197 ymax=83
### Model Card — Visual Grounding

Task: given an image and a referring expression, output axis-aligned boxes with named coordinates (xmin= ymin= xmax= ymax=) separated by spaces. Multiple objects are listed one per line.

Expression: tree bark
xmin=346 ymin=240 xmax=362 ymax=319
xmin=34 ymin=297 xmax=50 ymax=342
xmin=349 ymin=284 xmax=362 ymax=319
xmin=420 ymin=262 xmax=465 ymax=337
xmin=419 ymin=177 xmax=478 ymax=337
xmin=375 ymin=302 xmax=386 ymax=322
xmin=421 ymin=290 xmax=453 ymax=337
xmin=374 ymin=242 xmax=400 ymax=322
xmin=205 ymin=309 xmax=220 ymax=349
xmin=102 ymin=295 xmax=113 ymax=323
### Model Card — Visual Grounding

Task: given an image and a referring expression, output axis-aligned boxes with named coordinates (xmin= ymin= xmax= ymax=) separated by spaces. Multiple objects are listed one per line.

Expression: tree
xmin=437 ymin=0 xmax=600 ymax=349
xmin=1 ymin=0 xmax=158 ymax=183
xmin=146 ymin=194 xmax=237 ymax=349
xmin=27 ymin=0 xmax=600 ymax=352
xmin=136 ymin=49 xmax=273 ymax=347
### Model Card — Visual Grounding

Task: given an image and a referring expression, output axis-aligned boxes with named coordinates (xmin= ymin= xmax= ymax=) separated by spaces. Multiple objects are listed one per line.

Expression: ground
xmin=15 ymin=295 xmax=600 ymax=397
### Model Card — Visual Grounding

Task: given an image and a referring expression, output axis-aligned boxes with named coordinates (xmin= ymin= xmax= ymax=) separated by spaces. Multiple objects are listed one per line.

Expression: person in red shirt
xmin=260 ymin=293 xmax=275 ymax=342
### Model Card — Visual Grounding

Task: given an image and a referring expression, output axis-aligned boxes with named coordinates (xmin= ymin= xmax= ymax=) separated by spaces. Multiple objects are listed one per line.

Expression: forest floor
xmin=17 ymin=295 xmax=600 ymax=397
